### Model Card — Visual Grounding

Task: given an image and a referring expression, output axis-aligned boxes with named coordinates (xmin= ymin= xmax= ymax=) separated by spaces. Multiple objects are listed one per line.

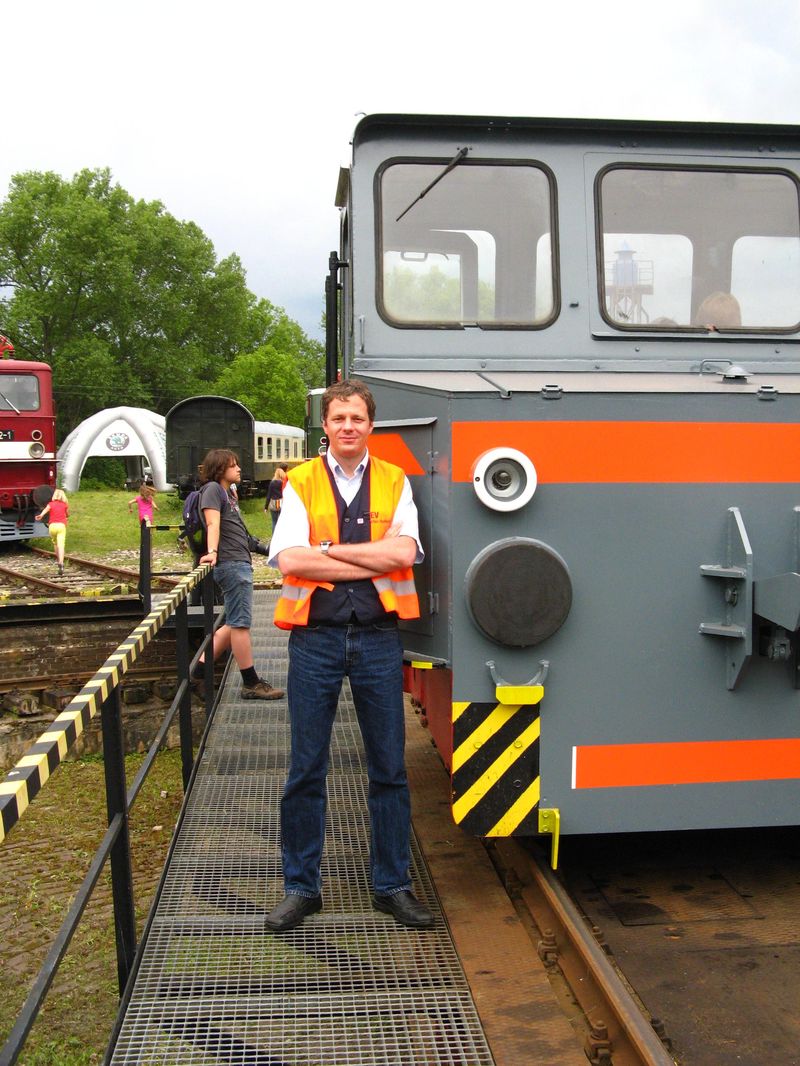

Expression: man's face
xmin=322 ymin=396 xmax=373 ymax=464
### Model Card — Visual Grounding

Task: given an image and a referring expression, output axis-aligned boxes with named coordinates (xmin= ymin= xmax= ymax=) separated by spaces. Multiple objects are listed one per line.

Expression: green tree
xmin=213 ymin=344 xmax=306 ymax=426
xmin=251 ymin=299 xmax=325 ymax=392
xmin=0 ymin=168 xmax=311 ymax=435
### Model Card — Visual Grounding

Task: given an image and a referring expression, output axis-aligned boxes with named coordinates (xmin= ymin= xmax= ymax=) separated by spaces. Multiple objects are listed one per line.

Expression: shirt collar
xmin=326 ymin=447 xmax=369 ymax=480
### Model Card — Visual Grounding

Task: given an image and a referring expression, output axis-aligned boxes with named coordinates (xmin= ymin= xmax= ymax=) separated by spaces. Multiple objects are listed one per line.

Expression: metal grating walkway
xmin=110 ymin=591 xmax=494 ymax=1065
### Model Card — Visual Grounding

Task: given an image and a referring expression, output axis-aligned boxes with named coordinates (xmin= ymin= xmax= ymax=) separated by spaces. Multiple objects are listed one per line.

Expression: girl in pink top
xmin=128 ymin=483 xmax=159 ymax=527
xmin=35 ymin=488 xmax=69 ymax=576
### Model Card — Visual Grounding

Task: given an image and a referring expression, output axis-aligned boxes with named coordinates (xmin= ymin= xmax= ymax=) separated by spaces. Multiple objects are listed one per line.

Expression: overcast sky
xmin=4 ymin=0 xmax=800 ymax=341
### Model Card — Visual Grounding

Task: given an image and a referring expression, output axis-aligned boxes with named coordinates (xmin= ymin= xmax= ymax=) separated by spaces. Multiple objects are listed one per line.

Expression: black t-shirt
xmin=266 ymin=478 xmax=283 ymax=508
xmin=199 ymin=482 xmax=250 ymax=564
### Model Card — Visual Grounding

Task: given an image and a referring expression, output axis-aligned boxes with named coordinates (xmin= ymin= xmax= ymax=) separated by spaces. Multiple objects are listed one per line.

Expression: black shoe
xmin=372 ymin=890 xmax=434 ymax=929
xmin=264 ymin=893 xmax=322 ymax=932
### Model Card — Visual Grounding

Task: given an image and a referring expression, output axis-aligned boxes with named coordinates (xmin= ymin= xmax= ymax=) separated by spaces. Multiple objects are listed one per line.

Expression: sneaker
xmin=242 ymin=679 xmax=284 ymax=700
xmin=57 ymin=564 xmax=64 ymax=577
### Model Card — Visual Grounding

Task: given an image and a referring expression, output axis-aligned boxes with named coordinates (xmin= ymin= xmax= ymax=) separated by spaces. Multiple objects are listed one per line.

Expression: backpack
xmin=181 ymin=483 xmax=226 ymax=553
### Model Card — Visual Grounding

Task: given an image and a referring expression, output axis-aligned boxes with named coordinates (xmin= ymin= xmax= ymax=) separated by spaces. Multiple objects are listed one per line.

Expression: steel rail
xmin=28 ymin=546 xmax=180 ymax=586
xmin=0 ymin=562 xmax=68 ymax=594
xmin=0 ymin=667 xmax=190 ymax=697
xmin=491 ymin=839 xmax=676 ymax=1066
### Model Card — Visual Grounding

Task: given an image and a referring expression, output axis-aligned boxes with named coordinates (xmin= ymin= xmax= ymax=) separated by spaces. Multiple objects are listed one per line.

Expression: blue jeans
xmin=281 ymin=623 xmax=411 ymax=897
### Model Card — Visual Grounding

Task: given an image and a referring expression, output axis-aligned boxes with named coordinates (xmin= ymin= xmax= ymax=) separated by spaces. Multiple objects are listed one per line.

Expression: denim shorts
xmin=213 ymin=560 xmax=253 ymax=628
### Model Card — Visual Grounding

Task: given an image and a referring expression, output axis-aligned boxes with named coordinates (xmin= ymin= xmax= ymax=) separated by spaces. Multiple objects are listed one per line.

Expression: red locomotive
xmin=0 ymin=336 xmax=57 ymax=542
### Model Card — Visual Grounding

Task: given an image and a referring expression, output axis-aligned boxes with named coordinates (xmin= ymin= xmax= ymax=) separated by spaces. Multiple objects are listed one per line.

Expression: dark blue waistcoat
xmin=307 ymin=462 xmax=396 ymax=626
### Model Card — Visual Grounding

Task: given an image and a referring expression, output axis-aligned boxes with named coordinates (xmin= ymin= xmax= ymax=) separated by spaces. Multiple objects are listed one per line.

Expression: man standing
xmin=194 ymin=449 xmax=284 ymax=701
xmin=265 ymin=380 xmax=433 ymax=932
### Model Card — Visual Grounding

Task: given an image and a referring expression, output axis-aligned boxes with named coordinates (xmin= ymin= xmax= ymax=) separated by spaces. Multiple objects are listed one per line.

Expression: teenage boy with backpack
xmin=192 ymin=448 xmax=284 ymax=701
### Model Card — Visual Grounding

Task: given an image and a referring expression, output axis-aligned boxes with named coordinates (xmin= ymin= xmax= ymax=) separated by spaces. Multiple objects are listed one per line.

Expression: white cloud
xmin=3 ymin=0 xmax=799 ymax=338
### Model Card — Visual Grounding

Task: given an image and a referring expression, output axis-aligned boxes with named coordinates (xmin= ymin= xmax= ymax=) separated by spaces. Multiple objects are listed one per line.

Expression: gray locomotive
xmin=327 ymin=113 xmax=800 ymax=856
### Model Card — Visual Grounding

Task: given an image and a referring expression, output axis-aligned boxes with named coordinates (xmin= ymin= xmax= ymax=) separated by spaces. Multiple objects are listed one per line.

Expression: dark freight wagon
xmin=165 ymin=395 xmax=303 ymax=497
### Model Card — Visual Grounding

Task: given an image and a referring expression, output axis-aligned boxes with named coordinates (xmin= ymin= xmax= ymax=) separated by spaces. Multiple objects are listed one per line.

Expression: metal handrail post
xmin=175 ymin=597 xmax=195 ymax=791
xmin=100 ymin=687 xmax=137 ymax=995
xmin=138 ymin=520 xmax=152 ymax=614
xmin=202 ymin=568 xmax=216 ymax=717
xmin=325 ymin=250 xmax=342 ymax=386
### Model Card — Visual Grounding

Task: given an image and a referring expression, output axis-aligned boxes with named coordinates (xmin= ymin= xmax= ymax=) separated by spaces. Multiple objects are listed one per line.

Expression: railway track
xmin=0 ymin=545 xmax=281 ymax=606
xmin=489 ymin=838 xmax=676 ymax=1066
xmin=489 ymin=827 xmax=800 ymax=1066
xmin=0 ymin=546 xmax=180 ymax=599
xmin=0 ymin=666 xmax=184 ymax=699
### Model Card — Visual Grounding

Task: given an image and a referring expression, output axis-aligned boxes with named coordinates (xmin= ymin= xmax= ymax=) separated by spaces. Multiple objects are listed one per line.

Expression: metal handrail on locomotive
xmin=0 ymin=337 xmax=58 ymax=542
xmin=328 ymin=113 xmax=800 ymax=853
xmin=165 ymin=395 xmax=304 ymax=497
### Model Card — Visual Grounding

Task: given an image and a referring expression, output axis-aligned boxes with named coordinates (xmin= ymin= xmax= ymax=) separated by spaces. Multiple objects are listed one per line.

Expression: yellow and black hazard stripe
xmin=451 ymin=698 xmax=542 ymax=837
xmin=0 ymin=564 xmax=210 ymax=845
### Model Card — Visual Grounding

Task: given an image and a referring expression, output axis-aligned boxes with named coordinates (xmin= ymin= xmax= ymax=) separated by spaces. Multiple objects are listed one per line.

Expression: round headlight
xmin=31 ymin=429 xmax=43 ymax=441
xmin=28 ymin=441 xmax=45 ymax=458
xmin=472 ymin=448 xmax=537 ymax=512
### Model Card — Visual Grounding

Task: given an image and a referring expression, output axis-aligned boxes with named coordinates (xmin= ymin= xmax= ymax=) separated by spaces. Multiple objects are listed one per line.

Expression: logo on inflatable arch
xmin=105 ymin=431 xmax=131 ymax=452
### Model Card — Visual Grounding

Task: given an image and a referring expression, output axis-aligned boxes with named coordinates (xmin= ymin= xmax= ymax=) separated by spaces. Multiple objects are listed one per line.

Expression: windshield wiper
xmin=396 ymin=146 xmax=470 ymax=222
xmin=0 ymin=389 xmax=20 ymax=413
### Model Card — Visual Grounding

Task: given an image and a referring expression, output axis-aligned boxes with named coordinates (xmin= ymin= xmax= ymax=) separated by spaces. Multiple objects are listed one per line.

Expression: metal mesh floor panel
xmin=110 ymin=592 xmax=493 ymax=1064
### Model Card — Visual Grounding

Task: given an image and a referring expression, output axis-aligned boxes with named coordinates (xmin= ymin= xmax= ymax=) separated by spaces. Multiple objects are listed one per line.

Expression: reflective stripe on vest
xmin=273 ymin=455 xmax=420 ymax=630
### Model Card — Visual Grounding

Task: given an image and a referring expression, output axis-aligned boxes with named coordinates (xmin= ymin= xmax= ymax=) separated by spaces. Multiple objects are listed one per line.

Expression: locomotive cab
xmin=334 ymin=114 xmax=800 ymax=849
xmin=0 ymin=358 xmax=57 ymax=541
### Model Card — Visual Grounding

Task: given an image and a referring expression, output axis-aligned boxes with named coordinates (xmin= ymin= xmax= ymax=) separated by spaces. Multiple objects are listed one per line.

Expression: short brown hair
xmin=694 ymin=292 xmax=741 ymax=329
xmin=321 ymin=380 xmax=376 ymax=423
xmin=201 ymin=448 xmax=239 ymax=484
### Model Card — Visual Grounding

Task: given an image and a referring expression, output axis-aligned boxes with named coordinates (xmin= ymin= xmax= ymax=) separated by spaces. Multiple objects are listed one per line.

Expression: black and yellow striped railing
xmin=0 ymin=564 xmax=211 ymax=845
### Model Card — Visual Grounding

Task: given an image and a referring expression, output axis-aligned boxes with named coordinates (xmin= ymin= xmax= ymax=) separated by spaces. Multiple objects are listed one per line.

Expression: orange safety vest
xmin=273 ymin=455 xmax=420 ymax=630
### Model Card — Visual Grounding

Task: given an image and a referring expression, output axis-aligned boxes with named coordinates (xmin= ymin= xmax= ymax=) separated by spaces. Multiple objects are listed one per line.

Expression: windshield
xmin=0 ymin=373 xmax=40 ymax=411
xmin=380 ymin=162 xmax=556 ymax=327
xmin=598 ymin=166 xmax=800 ymax=331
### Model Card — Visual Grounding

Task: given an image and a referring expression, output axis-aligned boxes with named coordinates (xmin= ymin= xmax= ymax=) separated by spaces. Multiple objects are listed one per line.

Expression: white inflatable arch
xmin=58 ymin=407 xmax=167 ymax=491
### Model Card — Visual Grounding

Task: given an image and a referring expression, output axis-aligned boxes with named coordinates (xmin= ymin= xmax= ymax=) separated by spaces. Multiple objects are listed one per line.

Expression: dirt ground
xmin=0 ymin=750 xmax=186 ymax=1065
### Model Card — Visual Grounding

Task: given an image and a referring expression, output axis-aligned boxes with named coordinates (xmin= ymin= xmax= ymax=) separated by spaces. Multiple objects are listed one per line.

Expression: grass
xmin=0 ymin=750 xmax=186 ymax=1065
xmin=32 ymin=488 xmax=273 ymax=557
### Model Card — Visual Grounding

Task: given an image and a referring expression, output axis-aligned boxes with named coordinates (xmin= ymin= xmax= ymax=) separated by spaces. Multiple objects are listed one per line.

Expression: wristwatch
xmin=319 ymin=540 xmax=332 ymax=555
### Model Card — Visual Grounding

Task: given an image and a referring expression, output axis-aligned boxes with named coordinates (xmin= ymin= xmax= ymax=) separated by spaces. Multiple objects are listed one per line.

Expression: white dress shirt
xmin=268 ymin=449 xmax=424 ymax=566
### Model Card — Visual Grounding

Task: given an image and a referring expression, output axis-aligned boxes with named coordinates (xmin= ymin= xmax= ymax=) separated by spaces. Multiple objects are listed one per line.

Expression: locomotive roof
xmin=354 ymin=113 xmax=800 ymax=144
xmin=0 ymin=359 xmax=52 ymax=373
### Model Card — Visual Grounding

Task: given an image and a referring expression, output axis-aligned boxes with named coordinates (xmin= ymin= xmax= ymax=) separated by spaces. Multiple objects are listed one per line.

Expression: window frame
xmin=594 ymin=162 xmax=800 ymax=335
xmin=0 ymin=373 xmax=41 ymax=412
xmin=374 ymin=155 xmax=561 ymax=331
